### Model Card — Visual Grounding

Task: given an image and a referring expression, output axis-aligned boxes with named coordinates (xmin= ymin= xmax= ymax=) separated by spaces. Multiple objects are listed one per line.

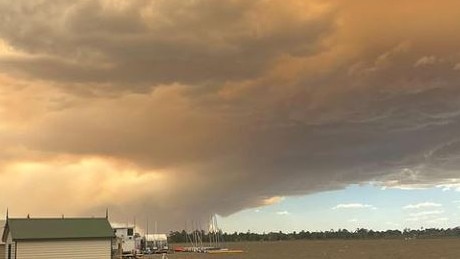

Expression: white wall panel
xmin=16 ymin=239 xmax=111 ymax=259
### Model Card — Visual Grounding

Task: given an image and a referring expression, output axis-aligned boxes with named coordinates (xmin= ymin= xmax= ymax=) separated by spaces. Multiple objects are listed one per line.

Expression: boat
xmin=175 ymin=215 xmax=244 ymax=254
xmin=206 ymin=249 xmax=244 ymax=254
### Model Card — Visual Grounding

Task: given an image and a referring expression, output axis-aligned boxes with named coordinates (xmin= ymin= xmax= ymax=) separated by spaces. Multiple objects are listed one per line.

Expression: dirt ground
xmin=140 ymin=239 xmax=460 ymax=259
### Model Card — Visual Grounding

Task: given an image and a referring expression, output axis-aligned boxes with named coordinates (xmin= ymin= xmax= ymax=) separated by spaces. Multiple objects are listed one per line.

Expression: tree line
xmin=168 ymin=227 xmax=460 ymax=243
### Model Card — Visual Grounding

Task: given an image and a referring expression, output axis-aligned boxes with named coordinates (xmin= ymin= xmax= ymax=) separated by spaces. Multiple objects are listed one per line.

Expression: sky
xmin=1 ymin=0 xmax=460 ymax=232
xmin=220 ymin=184 xmax=460 ymax=233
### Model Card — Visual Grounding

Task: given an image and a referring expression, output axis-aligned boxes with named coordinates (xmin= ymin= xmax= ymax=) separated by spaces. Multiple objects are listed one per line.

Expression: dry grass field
xmin=142 ymin=239 xmax=460 ymax=259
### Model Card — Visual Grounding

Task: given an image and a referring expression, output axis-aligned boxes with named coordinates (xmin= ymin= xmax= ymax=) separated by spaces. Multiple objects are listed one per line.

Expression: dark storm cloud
xmin=0 ymin=0 xmax=335 ymax=87
xmin=1 ymin=0 xmax=460 ymax=229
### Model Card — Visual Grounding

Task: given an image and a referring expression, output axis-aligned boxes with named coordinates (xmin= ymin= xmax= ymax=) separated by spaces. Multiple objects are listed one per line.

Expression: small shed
xmin=2 ymin=217 xmax=114 ymax=259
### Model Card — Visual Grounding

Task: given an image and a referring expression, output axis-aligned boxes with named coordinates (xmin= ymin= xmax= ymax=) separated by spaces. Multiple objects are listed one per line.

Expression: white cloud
xmin=406 ymin=209 xmax=445 ymax=222
xmin=379 ymin=179 xmax=432 ymax=190
xmin=276 ymin=211 xmax=290 ymax=215
xmin=436 ymin=183 xmax=460 ymax=192
xmin=348 ymin=219 xmax=358 ymax=223
xmin=403 ymin=202 xmax=442 ymax=210
xmin=407 ymin=216 xmax=449 ymax=224
xmin=427 ymin=217 xmax=449 ymax=223
xmin=409 ymin=210 xmax=444 ymax=217
xmin=332 ymin=203 xmax=376 ymax=210
xmin=383 ymin=180 xmax=460 ymax=191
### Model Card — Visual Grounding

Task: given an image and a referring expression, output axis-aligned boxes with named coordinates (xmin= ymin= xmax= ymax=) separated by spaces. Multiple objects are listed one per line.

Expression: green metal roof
xmin=3 ymin=218 xmax=114 ymax=241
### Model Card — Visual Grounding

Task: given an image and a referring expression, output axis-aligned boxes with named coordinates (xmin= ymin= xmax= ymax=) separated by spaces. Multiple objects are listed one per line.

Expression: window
xmin=127 ymin=228 xmax=134 ymax=236
xmin=7 ymin=244 xmax=11 ymax=259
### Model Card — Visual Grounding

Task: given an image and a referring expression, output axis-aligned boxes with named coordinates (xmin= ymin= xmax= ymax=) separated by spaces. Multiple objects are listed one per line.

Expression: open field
xmin=142 ymin=239 xmax=460 ymax=259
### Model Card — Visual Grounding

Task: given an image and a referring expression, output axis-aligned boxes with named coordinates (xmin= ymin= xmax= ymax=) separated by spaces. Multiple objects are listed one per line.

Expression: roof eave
xmin=13 ymin=236 xmax=116 ymax=242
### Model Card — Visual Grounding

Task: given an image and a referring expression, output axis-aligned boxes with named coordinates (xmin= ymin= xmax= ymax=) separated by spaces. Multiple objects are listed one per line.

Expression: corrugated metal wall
xmin=0 ymin=244 xmax=5 ymax=259
xmin=16 ymin=239 xmax=111 ymax=259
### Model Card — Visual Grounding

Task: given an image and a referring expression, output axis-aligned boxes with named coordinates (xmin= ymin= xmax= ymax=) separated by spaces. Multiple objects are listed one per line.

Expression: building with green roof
xmin=2 ymin=217 xmax=114 ymax=259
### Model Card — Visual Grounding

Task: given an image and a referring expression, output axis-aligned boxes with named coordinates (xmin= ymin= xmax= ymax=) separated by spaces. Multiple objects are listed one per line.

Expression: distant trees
xmin=169 ymin=230 xmax=188 ymax=243
xmin=168 ymin=227 xmax=460 ymax=243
